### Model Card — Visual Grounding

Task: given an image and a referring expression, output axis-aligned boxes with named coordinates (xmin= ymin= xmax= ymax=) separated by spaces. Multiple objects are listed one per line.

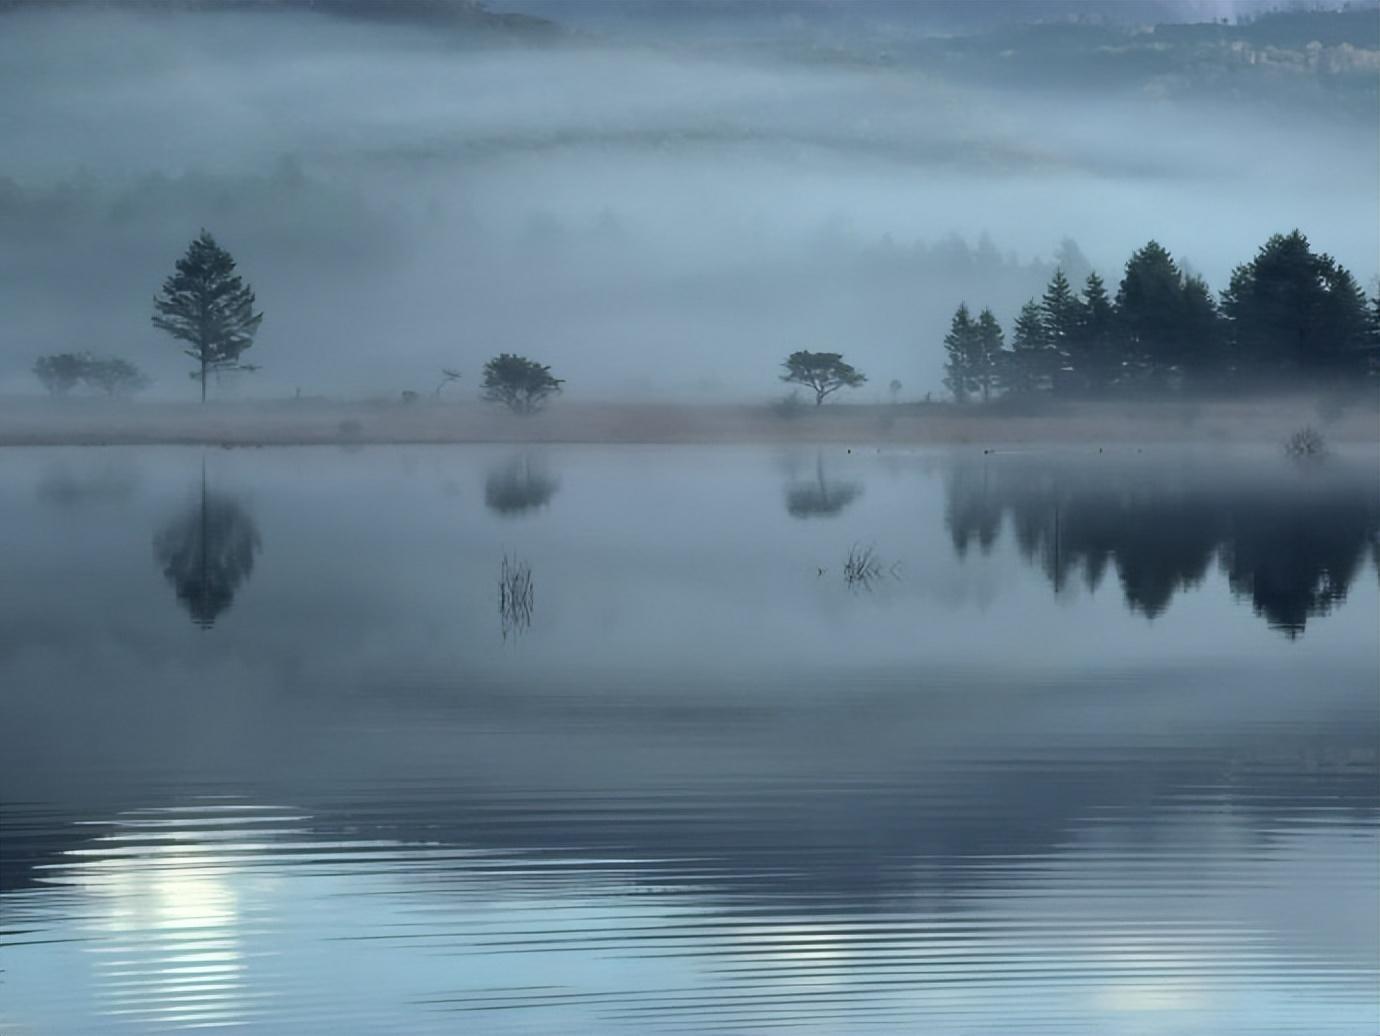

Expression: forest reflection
xmin=944 ymin=452 xmax=1379 ymax=635
xmin=153 ymin=467 xmax=261 ymax=628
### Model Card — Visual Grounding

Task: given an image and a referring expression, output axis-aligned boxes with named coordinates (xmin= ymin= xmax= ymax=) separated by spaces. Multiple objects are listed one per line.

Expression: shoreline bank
xmin=1 ymin=397 xmax=1376 ymax=448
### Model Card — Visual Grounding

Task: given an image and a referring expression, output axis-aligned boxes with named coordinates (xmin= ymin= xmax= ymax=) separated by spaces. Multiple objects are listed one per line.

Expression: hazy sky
xmin=1 ymin=2 xmax=1376 ymax=399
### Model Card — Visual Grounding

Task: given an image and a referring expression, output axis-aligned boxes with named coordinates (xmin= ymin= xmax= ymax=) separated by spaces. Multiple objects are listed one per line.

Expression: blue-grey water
xmin=2 ymin=444 xmax=1377 ymax=1034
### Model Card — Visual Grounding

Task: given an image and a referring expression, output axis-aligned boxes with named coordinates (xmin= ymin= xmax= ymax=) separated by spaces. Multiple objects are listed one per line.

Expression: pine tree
xmin=1179 ymin=274 xmax=1224 ymax=385
xmin=1116 ymin=240 xmax=1184 ymax=387
xmin=974 ymin=308 xmax=1005 ymax=403
xmin=1000 ymin=299 xmax=1049 ymax=395
xmin=1041 ymin=268 xmax=1079 ymax=381
xmin=1070 ymin=272 xmax=1117 ymax=393
xmin=1368 ymin=292 xmax=1380 ymax=376
xmin=942 ymin=304 xmax=978 ymax=403
xmin=152 ymin=230 xmax=263 ymax=402
xmin=1222 ymin=231 xmax=1369 ymax=379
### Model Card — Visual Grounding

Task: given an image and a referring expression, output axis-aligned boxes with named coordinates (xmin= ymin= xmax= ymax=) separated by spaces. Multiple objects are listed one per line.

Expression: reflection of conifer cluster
xmin=944 ymin=454 xmax=1380 ymax=635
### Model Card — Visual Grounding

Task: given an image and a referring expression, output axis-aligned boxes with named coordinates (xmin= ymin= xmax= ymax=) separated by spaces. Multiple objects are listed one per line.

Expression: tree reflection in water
xmin=785 ymin=452 xmax=862 ymax=518
xmin=154 ymin=465 xmax=261 ymax=629
xmin=944 ymin=452 xmax=1379 ymax=635
xmin=484 ymin=453 xmax=559 ymax=517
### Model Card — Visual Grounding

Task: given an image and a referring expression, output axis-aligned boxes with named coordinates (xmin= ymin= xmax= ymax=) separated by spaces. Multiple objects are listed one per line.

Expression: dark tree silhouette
xmin=1177 ymin=273 xmax=1225 ymax=383
xmin=1000 ymin=299 xmax=1052 ymax=395
xmin=1040 ymin=268 xmax=1079 ymax=381
xmin=1115 ymin=240 xmax=1186 ymax=387
xmin=32 ymin=352 xmax=90 ymax=396
xmin=1222 ymin=230 xmax=1370 ymax=379
xmin=1069 ymin=271 xmax=1118 ymax=392
xmin=942 ymin=304 xmax=977 ymax=403
xmin=85 ymin=357 xmax=151 ymax=397
xmin=781 ymin=350 xmax=866 ymax=406
xmin=484 ymin=454 xmax=559 ymax=516
xmin=154 ymin=468 xmax=261 ymax=628
xmin=480 ymin=354 xmax=563 ymax=414
xmin=152 ymin=230 xmax=263 ymax=402
xmin=973 ymin=308 xmax=1005 ymax=403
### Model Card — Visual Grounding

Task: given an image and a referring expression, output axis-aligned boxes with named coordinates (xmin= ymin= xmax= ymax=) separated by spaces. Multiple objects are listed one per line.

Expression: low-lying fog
xmin=1 ymin=2 xmax=1376 ymax=400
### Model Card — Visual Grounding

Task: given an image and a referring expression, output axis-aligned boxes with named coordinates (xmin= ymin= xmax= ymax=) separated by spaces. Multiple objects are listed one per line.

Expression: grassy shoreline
xmin=0 ymin=396 xmax=1376 ymax=448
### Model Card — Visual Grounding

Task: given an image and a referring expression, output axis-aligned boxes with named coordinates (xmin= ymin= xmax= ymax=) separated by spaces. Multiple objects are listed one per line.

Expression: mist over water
xmin=3 ymin=2 xmax=1379 ymax=1031
xmin=1 ymin=444 xmax=1377 ymax=1032
xmin=1 ymin=3 xmax=1376 ymax=399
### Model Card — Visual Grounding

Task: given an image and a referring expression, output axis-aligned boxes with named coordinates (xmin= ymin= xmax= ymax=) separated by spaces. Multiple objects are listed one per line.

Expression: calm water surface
xmin=2 ymin=444 xmax=1377 ymax=1034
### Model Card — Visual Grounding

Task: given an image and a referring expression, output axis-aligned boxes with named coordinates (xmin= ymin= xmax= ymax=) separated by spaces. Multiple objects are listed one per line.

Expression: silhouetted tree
xmin=1116 ymin=240 xmax=1185 ymax=387
xmin=481 ymin=354 xmax=563 ymax=414
xmin=85 ymin=357 xmax=151 ymax=397
xmin=32 ymin=352 xmax=90 ymax=396
xmin=154 ymin=468 xmax=261 ymax=628
xmin=1069 ymin=272 xmax=1118 ymax=392
xmin=1000 ymin=299 xmax=1052 ymax=394
xmin=1221 ymin=230 xmax=1370 ymax=380
xmin=1178 ymin=273 xmax=1225 ymax=384
xmin=152 ymin=230 xmax=262 ymax=402
xmin=781 ymin=350 xmax=866 ymax=406
xmin=973 ymin=308 xmax=1005 ymax=403
xmin=942 ymin=304 xmax=978 ymax=403
xmin=1041 ymin=269 xmax=1079 ymax=384
xmin=1367 ymin=291 xmax=1380 ymax=375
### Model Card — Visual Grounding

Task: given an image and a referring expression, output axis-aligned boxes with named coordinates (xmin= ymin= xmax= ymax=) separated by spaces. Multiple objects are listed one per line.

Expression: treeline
xmin=33 ymin=353 xmax=150 ymax=397
xmin=943 ymin=230 xmax=1380 ymax=401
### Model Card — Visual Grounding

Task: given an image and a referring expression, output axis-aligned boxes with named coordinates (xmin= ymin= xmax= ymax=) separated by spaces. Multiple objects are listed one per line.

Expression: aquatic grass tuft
xmin=499 ymin=554 xmax=534 ymax=637
xmin=842 ymin=542 xmax=899 ymax=590
xmin=1283 ymin=425 xmax=1327 ymax=459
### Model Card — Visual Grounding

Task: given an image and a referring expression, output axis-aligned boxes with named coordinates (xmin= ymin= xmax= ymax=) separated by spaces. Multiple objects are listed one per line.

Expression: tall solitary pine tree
xmin=152 ymin=231 xmax=263 ymax=402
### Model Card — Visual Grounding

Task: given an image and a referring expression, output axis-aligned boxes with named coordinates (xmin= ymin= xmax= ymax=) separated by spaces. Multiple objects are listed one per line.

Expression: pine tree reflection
xmin=944 ymin=454 xmax=1378 ymax=634
xmin=153 ymin=466 xmax=261 ymax=628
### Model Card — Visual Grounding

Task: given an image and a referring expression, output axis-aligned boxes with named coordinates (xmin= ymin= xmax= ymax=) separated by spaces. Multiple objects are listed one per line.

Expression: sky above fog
xmin=0 ymin=2 xmax=1376 ymax=399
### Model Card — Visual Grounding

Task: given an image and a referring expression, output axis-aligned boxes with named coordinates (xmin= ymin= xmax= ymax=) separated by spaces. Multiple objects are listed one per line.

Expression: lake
xmin=2 ymin=444 xmax=1376 ymax=1033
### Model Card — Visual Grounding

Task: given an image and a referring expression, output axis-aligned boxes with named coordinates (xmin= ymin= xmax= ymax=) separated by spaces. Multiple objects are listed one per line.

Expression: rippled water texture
xmin=2 ymin=445 xmax=1377 ymax=1033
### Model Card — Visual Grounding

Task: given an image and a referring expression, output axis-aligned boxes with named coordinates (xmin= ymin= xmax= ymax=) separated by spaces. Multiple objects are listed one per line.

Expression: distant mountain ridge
xmin=0 ymin=0 xmax=559 ymax=34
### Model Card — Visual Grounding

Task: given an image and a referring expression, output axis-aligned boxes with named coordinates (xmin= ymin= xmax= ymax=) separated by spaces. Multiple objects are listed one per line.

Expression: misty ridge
xmin=1 ymin=0 xmax=1377 ymax=404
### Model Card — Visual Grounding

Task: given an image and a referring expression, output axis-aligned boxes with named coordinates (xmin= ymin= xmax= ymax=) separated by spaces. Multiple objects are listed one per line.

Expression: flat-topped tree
xmin=152 ymin=231 xmax=263 ymax=402
xmin=32 ymin=352 xmax=90 ymax=396
xmin=481 ymin=354 xmax=564 ymax=414
xmin=781 ymin=350 xmax=866 ymax=406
